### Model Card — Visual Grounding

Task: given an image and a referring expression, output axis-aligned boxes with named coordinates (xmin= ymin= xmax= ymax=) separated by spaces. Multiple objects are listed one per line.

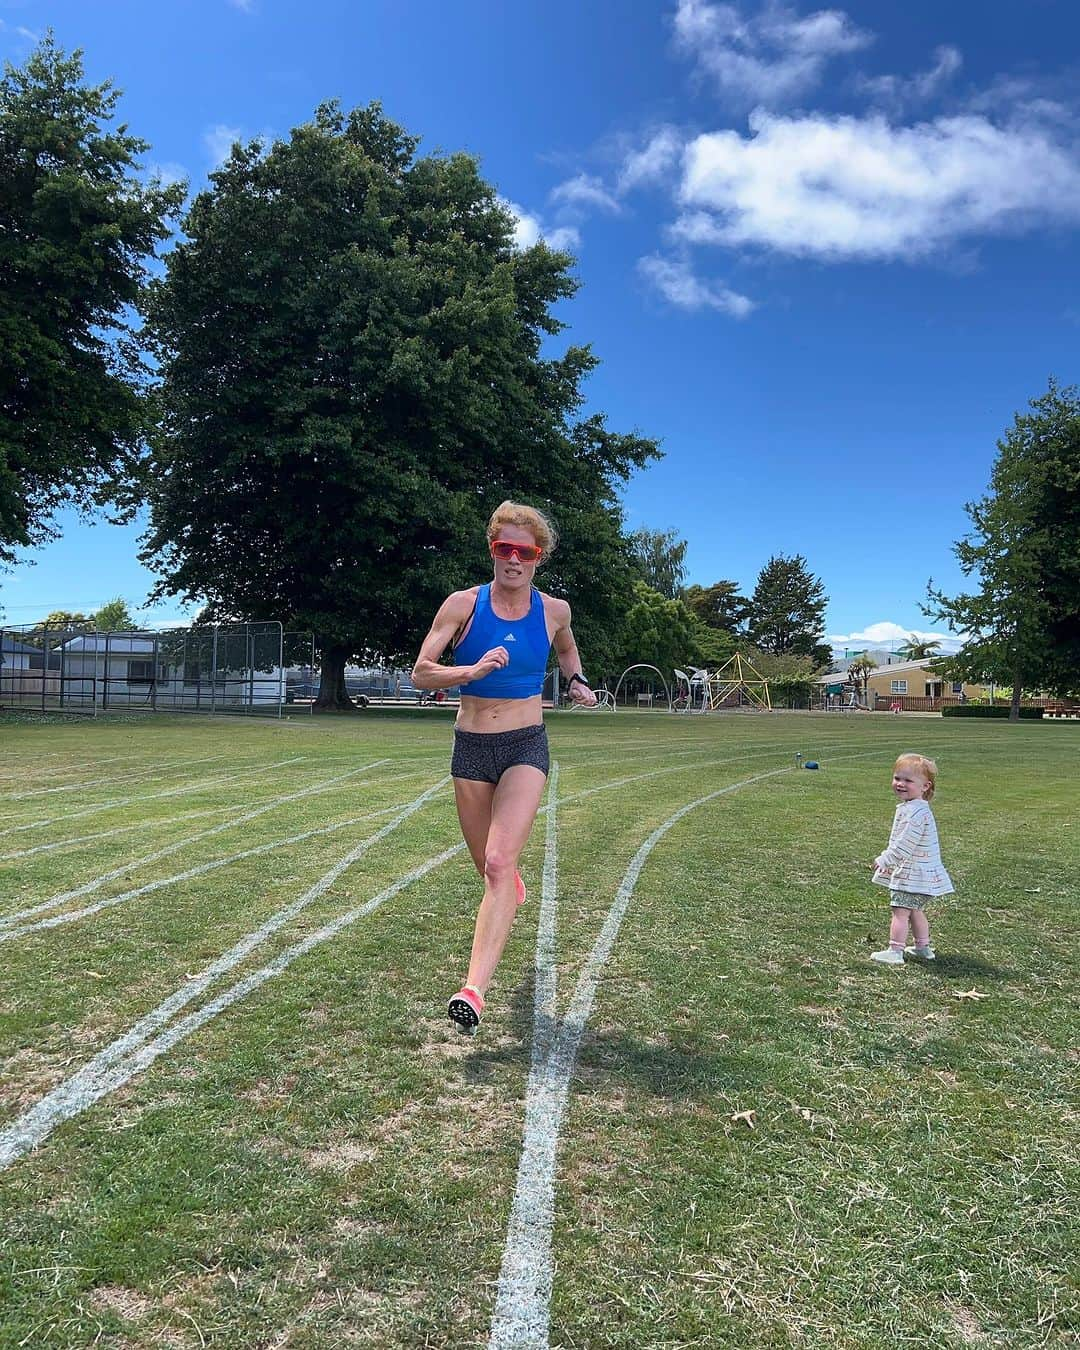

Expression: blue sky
xmin=2 ymin=0 xmax=1078 ymax=656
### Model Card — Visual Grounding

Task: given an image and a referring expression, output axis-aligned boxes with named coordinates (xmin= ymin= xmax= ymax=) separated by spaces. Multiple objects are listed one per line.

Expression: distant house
xmin=818 ymin=658 xmax=990 ymax=708
xmin=0 ymin=634 xmax=42 ymax=698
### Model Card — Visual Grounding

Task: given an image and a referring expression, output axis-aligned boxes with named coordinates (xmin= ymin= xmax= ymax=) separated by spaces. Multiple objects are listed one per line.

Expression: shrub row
xmin=942 ymin=705 xmax=1043 ymax=719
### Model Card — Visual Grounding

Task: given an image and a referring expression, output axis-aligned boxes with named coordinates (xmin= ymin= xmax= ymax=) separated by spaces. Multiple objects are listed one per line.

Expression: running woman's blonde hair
xmin=895 ymin=752 xmax=938 ymax=799
xmin=486 ymin=500 xmax=557 ymax=557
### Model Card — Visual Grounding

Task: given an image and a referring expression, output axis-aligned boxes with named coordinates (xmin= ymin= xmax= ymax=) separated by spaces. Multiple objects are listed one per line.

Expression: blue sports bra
xmin=454 ymin=585 xmax=551 ymax=699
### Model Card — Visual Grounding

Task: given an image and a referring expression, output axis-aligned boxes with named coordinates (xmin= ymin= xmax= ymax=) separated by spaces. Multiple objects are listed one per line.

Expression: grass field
xmin=0 ymin=708 xmax=1076 ymax=1349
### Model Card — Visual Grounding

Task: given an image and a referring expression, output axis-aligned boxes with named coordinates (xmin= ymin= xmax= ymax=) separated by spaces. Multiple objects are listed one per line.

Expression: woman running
xmin=411 ymin=501 xmax=597 ymax=1033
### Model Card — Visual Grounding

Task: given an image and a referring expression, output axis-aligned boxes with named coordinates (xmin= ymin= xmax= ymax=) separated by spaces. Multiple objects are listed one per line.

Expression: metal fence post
xmin=151 ymin=632 xmax=159 ymax=710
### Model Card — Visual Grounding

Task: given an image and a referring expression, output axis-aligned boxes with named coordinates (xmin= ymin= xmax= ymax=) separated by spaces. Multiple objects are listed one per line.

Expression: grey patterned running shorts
xmin=451 ymin=724 xmax=549 ymax=784
xmin=889 ymin=889 xmax=938 ymax=912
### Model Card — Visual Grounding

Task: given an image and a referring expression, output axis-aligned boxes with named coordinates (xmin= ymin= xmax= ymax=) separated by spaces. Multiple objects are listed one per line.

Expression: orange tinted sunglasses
xmin=490 ymin=539 xmax=542 ymax=563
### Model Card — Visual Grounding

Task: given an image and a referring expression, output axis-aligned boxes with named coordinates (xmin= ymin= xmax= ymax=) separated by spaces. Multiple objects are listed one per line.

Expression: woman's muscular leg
xmin=464 ymin=765 xmax=546 ymax=996
xmin=453 ymin=777 xmax=495 ymax=878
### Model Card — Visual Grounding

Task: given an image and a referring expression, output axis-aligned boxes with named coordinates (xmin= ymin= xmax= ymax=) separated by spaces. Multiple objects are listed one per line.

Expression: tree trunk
xmin=1009 ymin=671 xmax=1022 ymax=722
xmin=314 ymin=643 xmax=357 ymax=711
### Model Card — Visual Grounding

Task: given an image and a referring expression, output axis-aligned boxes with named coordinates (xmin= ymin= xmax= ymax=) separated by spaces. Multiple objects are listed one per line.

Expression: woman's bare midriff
xmin=455 ymin=692 xmax=544 ymax=732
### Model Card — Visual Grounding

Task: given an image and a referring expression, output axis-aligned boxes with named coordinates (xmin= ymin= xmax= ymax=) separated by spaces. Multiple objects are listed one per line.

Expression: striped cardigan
xmin=872 ymin=799 xmax=954 ymax=897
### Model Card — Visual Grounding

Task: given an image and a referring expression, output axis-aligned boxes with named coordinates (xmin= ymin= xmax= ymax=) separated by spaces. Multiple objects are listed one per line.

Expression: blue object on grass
xmin=804 ymin=760 xmax=819 ymax=770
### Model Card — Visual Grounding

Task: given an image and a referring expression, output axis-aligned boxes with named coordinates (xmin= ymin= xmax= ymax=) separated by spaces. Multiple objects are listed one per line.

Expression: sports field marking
xmin=0 ymin=746 xmax=874 ymax=1167
xmin=0 ymin=779 xmax=448 ymax=944
xmin=0 ymin=804 xmax=253 ymax=861
xmin=0 ymin=765 xmax=441 ymax=862
xmin=488 ymin=765 xmax=791 ymax=1350
xmin=0 ymin=760 xmax=390 ymax=928
xmin=2 ymin=743 xmax=863 ymax=943
xmin=0 ymin=777 xmax=453 ymax=1169
xmin=0 ymin=753 xmax=234 ymax=802
xmin=0 ymin=753 xmax=160 ymax=785
xmin=488 ymin=748 xmax=889 ymax=1348
xmin=0 ymin=756 xmax=310 ymax=838
xmin=534 ymin=765 xmax=560 ymax=1067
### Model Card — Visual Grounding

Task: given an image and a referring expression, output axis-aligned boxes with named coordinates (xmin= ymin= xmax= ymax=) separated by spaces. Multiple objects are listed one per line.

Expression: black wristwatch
xmin=568 ymin=673 xmax=590 ymax=688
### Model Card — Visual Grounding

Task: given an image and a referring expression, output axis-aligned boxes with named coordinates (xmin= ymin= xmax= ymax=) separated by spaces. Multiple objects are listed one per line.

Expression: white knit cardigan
xmin=872 ymin=798 xmax=954 ymax=896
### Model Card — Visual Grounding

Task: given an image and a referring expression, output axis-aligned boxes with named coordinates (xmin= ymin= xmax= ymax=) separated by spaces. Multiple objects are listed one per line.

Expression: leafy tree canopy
xmin=628 ymin=528 xmax=687 ymax=600
xmin=94 ymin=596 xmax=138 ymax=630
xmin=141 ymin=101 xmax=658 ymax=706
xmin=683 ymin=580 xmax=749 ymax=634
xmin=689 ymin=620 xmax=738 ymax=668
xmin=604 ymin=581 xmax=700 ymax=682
xmin=0 ymin=35 xmax=184 ymax=566
xmin=926 ymin=378 xmax=1080 ymax=712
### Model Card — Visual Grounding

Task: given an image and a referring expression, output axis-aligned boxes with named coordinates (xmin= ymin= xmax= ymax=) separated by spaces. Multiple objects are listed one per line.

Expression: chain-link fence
xmin=0 ymin=621 xmax=314 ymax=717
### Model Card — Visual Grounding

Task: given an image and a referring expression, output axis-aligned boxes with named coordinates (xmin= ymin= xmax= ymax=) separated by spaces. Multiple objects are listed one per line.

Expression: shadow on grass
xmin=917 ymin=952 xmax=1012 ymax=981
xmin=458 ymin=976 xmax=741 ymax=1100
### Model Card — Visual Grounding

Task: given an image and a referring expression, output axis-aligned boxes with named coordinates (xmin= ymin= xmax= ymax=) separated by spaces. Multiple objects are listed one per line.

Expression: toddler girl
xmin=871 ymin=753 xmax=954 ymax=965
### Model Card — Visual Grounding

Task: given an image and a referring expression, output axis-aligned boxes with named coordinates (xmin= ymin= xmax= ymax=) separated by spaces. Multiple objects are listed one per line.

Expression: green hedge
xmin=942 ymin=705 xmax=1043 ymax=719
xmin=770 ymin=677 xmax=815 ymax=709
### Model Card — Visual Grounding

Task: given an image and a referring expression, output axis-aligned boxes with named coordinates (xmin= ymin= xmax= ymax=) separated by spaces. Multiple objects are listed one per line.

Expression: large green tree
xmin=747 ymin=553 xmax=829 ymax=666
xmin=142 ymin=102 xmax=657 ymax=707
xmin=683 ymin=579 xmax=750 ymax=634
xmin=0 ymin=36 xmax=183 ymax=566
xmin=605 ymin=581 xmax=700 ymax=682
xmin=628 ymin=528 xmax=687 ymax=599
xmin=94 ymin=596 xmax=138 ymax=631
xmin=926 ymin=379 xmax=1080 ymax=717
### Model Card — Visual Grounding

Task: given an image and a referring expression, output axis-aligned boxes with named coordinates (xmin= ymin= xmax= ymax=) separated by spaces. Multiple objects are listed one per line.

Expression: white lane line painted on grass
xmin=533 ymin=765 xmax=560 ymax=1069
xmin=0 ymin=751 xmax=736 ymax=1166
xmin=488 ymin=750 xmax=886 ymax=1350
xmin=0 ymin=754 xmax=233 ymax=802
xmin=0 ymin=779 xmax=446 ymax=944
xmin=0 ymin=748 xmax=874 ymax=1167
xmin=0 ymin=760 xmax=390 ymax=928
xmin=0 ymin=766 xmax=438 ymax=863
xmin=487 ymin=765 xmax=792 ymax=1350
xmin=0 ymin=757 xmax=310 ymax=838
xmin=0 ymin=778 xmax=454 ymax=1169
xmin=0 ymin=804 xmax=250 ymax=861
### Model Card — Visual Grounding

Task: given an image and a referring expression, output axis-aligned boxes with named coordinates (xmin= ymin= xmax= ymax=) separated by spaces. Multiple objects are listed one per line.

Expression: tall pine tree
xmin=747 ymin=554 xmax=829 ymax=666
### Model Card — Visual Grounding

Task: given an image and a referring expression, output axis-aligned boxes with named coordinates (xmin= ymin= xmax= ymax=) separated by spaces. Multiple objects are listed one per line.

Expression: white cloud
xmin=500 ymin=199 xmax=581 ymax=253
xmin=638 ymin=253 xmax=754 ymax=316
xmin=147 ymin=161 xmax=189 ymax=189
xmin=618 ymin=127 xmax=685 ymax=192
xmin=0 ymin=18 xmax=40 ymax=40
xmin=550 ymin=172 xmax=621 ymax=214
xmin=204 ymin=124 xmax=245 ymax=169
xmin=678 ymin=108 xmax=1080 ymax=261
xmin=672 ymin=0 xmax=871 ymax=105
xmin=858 ymin=44 xmax=962 ymax=110
xmin=826 ymin=621 xmax=967 ymax=655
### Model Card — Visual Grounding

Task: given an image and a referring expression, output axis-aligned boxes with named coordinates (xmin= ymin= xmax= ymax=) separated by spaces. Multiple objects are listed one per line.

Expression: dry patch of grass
xmin=305 ymin=1136 xmax=376 ymax=1172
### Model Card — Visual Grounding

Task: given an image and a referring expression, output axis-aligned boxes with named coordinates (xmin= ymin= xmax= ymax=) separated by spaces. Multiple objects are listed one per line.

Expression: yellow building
xmin=854 ymin=659 xmax=990 ymax=708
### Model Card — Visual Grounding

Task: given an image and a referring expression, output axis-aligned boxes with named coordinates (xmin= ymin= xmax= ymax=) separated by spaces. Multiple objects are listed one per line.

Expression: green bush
xmin=942 ymin=705 xmax=1044 ymax=719
xmin=770 ymin=677 xmax=815 ymax=708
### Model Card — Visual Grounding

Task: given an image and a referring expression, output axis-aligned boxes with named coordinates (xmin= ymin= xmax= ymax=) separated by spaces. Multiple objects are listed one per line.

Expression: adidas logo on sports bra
xmin=503 ymin=632 xmax=517 ymax=641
